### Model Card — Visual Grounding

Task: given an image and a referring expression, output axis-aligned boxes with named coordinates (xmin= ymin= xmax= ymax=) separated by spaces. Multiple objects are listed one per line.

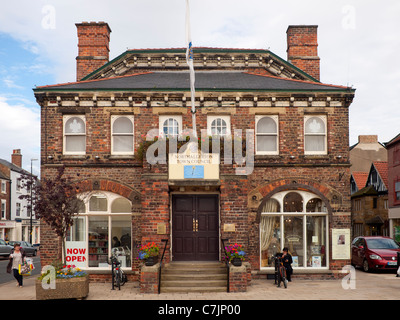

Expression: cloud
xmin=0 ymin=96 xmax=40 ymax=173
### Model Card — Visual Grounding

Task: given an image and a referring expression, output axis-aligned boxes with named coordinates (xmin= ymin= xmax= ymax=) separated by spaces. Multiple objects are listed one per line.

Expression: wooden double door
xmin=172 ymin=194 xmax=219 ymax=261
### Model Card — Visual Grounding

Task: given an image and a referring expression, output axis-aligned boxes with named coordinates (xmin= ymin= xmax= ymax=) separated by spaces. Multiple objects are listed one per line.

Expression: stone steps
xmin=160 ymin=261 xmax=228 ymax=293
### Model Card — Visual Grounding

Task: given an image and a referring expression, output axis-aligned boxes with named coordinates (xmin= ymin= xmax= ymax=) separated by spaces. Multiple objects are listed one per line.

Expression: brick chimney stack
xmin=286 ymin=25 xmax=320 ymax=81
xmin=76 ymin=21 xmax=112 ymax=81
xmin=11 ymin=149 xmax=22 ymax=168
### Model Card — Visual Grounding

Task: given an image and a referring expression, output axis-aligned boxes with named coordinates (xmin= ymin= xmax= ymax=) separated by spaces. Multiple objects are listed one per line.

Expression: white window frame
xmin=1 ymin=200 xmax=6 ymax=219
xmin=66 ymin=191 xmax=133 ymax=270
xmin=1 ymin=180 xmax=6 ymax=194
xmin=259 ymin=190 xmax=329 ymax=270
xmin=207 ymin=115 xmax=231 ymax=137
xmin=159 ymin=115 xmax=182 ymax=138
xmin=255 ymin=115 xmax=279 ymax=155
xmin=111 ymin=115 xmax=134 ymax=155
xmin=304 ymin=115 xmax=327 ymax=155
xmin=63 ymin=115 xmax=86 ymax=155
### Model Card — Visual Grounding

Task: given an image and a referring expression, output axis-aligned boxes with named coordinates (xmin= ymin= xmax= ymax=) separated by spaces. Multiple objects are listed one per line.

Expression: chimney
xmin=76 ymin=21 xmax=112 ymax=81
xmin=11 ymin=149 xmax=22 ymax=168
xmin=286 ymin=25 xmax=320 ymax=81
xmin=358 ymin=135 xmax=378 ymax=144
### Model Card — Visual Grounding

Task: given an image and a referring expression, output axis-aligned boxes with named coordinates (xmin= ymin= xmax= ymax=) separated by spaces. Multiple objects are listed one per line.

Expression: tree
xmin=19 ymin=166 xmax=82 ymax=263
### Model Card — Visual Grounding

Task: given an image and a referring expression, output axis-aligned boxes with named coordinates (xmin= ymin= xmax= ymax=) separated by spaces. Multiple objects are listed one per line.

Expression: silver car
xmin=0 ymin=239 xmax=12 ymax=257
xmin=8 ymin=241 xmax=37 ymax=257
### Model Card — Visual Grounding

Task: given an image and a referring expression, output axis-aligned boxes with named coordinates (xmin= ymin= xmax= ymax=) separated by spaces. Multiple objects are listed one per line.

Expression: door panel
xmin=172 ymin=195 xmax=219 ymax=261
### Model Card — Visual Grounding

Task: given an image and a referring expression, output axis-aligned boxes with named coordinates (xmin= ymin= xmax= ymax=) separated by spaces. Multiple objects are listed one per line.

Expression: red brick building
xmin=386 ymin=133 xmax=400 ymax=241
xmin=34 ymin=22 xmax=355 ymax=286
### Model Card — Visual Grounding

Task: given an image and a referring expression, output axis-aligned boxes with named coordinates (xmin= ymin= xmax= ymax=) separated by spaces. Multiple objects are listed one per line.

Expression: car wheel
xmin=363 ymin=259 xmax=370 ymax=272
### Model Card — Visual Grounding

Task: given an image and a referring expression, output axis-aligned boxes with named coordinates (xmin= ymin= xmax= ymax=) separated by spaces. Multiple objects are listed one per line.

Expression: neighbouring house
xmin=33 ymin=22 xmax=355 ymax=289
xmin=0 ymin=149 xmax=39 ymax=243
xmin=351 ymin=161 xmax=389 ymax=238
xmin=385 ymin=133 xmax=400 ymax=242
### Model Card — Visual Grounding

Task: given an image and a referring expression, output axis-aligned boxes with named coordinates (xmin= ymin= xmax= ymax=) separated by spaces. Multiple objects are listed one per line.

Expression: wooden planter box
xmin=36 ymin=275 xmax=89 ymax=300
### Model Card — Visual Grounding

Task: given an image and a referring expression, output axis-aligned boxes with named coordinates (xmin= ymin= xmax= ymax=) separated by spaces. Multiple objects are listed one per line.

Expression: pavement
xmin=1 ymin=268 xmax=400 ymax=301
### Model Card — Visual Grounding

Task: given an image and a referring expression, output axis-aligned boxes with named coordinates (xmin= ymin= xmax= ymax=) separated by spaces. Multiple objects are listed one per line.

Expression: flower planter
xmin=145 ymin=256 xmax=159 ymax=266
xmin=36 ymin=275 xmax=89 ymax=300
xmin=231 ymin=258 xmax=243 ymax=266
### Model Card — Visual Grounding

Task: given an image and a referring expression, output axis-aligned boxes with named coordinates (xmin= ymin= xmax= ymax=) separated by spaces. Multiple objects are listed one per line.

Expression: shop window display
xmin=260 ymin=190 xmax=328 ymax=269
xmin=66 ymin=192 xmax=132 ymax=269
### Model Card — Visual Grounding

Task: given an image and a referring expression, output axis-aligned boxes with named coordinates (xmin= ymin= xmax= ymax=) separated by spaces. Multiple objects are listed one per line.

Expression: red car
xmin=351 ymin=236 xmax=400 ymax=272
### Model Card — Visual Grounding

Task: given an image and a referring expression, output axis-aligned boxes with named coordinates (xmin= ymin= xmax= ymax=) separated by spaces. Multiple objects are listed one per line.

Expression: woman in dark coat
xmin=6 ymin=243 xmax=26 ymax=287
xmin=282 ymin=247 xmax=293 ymax=281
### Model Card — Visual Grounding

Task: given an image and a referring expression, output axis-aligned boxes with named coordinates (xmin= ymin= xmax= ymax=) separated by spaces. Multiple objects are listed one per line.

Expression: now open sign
xmin=65 ymin=242 xmax=87 ymax=268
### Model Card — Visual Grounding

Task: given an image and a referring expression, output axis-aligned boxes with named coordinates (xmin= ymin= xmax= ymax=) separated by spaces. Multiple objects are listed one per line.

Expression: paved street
xmin=0 ymin=266 xmax=399 ymax=301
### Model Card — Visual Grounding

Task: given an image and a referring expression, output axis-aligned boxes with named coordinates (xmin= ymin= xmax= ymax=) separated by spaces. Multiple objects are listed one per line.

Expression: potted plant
xmin=138 ymin=242 xmax=160 ymax=266
xmin=36 ymin=261 xmax=89 ymax=300
xmin=225 ymin=243 xmax=246 ymax=266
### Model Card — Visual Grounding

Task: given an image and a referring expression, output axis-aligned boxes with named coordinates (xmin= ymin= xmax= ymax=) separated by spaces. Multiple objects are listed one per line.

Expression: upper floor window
xmin=1 ymin=180 xmax=6 ymax=194
xmin=111 ymin=115 xmax=134 ymax=155
xmin=207 ymin=115 xmax=231 ymax=137
xmin=255 ymin=115 xmax=278 ymax=155
xmin=395 ymin=181 xmax=400 ymax=202
xmin=304 ymin=116 xmax=327 ymax=155
xmin=159 ymin=115 xmax=182 ymax=138
xmin=64 ymin=115 xmax=86 ymax=155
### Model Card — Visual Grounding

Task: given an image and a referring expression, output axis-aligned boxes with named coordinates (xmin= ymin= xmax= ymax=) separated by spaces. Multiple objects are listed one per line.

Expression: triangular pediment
xmin=81 ymin=47 xmax=319 ymax=83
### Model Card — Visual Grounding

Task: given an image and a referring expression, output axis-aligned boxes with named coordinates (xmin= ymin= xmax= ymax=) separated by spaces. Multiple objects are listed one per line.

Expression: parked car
xmin=8 ymin=241 xmax=37 ymax=257
xmin=0 ymin=239 xmax=12 ymax=258
xmin=351 ymin=236 xmax=400 ymax=272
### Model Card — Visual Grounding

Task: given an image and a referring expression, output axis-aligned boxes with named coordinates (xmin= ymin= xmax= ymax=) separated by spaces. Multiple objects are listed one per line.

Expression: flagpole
xmin=185 ymin=0 xmax=197 ymax=138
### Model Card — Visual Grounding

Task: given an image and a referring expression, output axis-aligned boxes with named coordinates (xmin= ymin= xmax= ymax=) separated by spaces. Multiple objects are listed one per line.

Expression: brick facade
xmin=35 ymin=22 xmax=355 ymax=285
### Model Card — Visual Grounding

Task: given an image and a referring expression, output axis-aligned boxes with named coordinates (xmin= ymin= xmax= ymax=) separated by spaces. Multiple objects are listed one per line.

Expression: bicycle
xmin=110 ymin=254 xmax=127 ymax=290
xmin=273 ymin=254 xmax=288 ymax=289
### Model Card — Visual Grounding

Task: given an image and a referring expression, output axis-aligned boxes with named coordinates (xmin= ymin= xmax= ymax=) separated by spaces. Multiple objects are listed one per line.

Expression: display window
xmin=66 ymin=191 xmax=132 ymax=269
xmin=260 ymin=190 xmax=328 ymax=269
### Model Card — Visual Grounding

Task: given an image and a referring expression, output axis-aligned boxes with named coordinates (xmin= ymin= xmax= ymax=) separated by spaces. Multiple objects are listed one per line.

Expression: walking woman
xmin=6 ymin=243 xmax=26 ymax=287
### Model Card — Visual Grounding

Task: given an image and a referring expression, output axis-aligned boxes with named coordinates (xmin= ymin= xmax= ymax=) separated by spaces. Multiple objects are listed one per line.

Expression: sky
xmin=0 ymin=0 xmax=399 ymax=175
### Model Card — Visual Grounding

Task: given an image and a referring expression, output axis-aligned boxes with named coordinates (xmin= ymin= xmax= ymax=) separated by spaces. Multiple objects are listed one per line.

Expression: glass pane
xmin=65 ymin=136 xmax=86 ymax=153
xmin=306 ymin=216 xmax=326 ymax=267
xmin=89 ymin=195 xmax=108 ymax=212
xmin=257 ymin=117 xmax=277 ymax=134
xmin=305 ymin=117 xmax=325 ymax=134
xmin=305 ymin=136 xmax=325 ymax=152
xmin=88 ymin=216 xmax=109 ymax=267
xmin=67 ymin=217 xmax=85 ymax=242
xmin=284 ymin=216 xmax=304 ymax=267
xmin=261 ymin=198 xmax=280 ymax=213
xmin=111 ymin=216 xmax=132 ymax=267
xmin=65 ymin=117 xmax=85 ymax=134
xmin=260 ymin=216 xmax=281 ymax=267
xmin=257 ymin=135 xmax=277 ymax=152
xmin=211 ymin=118 xmax=227 ymax=136
xmin=163 ymin=118 xmax=179 ymax=137
xmin=283 ymin=192 xmax=303 ymax=212
xmin=306 ymin=198 xmax=327 ymax=212
xmin=113 ymin=117 xmax=133 ymax=134
xmin=111 ymin=198 xmax=132 ymax=213
xmin=113 ymin=135 xmax=133 ymax=152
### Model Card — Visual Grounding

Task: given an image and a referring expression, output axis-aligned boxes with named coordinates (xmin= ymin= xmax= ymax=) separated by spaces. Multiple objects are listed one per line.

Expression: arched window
xmin=260 ymin=190 xmax=328 ymax=269
xmin=66 ymin=192 xmax=132 ymax=269
xmin=63 ymin=115 xmax=86 ymax=155
xmin=304 ymin=116 xmax=327 ymax=154
xmin=111 ymin=116 xmax=134 ymax=154
xmin=255 ymin=115 xmax=278 ymax=154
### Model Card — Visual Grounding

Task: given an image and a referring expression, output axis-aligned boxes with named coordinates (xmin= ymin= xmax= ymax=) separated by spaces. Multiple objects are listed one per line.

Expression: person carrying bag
xmin=6 ymin=243 xmax=27 ymax=287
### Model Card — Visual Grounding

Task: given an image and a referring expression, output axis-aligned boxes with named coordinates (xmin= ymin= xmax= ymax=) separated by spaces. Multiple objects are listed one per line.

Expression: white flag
xmin=185 ymin=0 xmax=196 ymax=136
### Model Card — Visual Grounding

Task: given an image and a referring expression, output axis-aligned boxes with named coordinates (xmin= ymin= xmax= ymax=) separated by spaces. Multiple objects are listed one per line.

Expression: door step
xmin=160 ymin=261 xmax=228 ymax=293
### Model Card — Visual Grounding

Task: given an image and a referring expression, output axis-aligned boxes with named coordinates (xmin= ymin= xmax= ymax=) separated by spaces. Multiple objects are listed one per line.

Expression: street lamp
xmin=30 ymin=158 xmax=38 ymax=244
